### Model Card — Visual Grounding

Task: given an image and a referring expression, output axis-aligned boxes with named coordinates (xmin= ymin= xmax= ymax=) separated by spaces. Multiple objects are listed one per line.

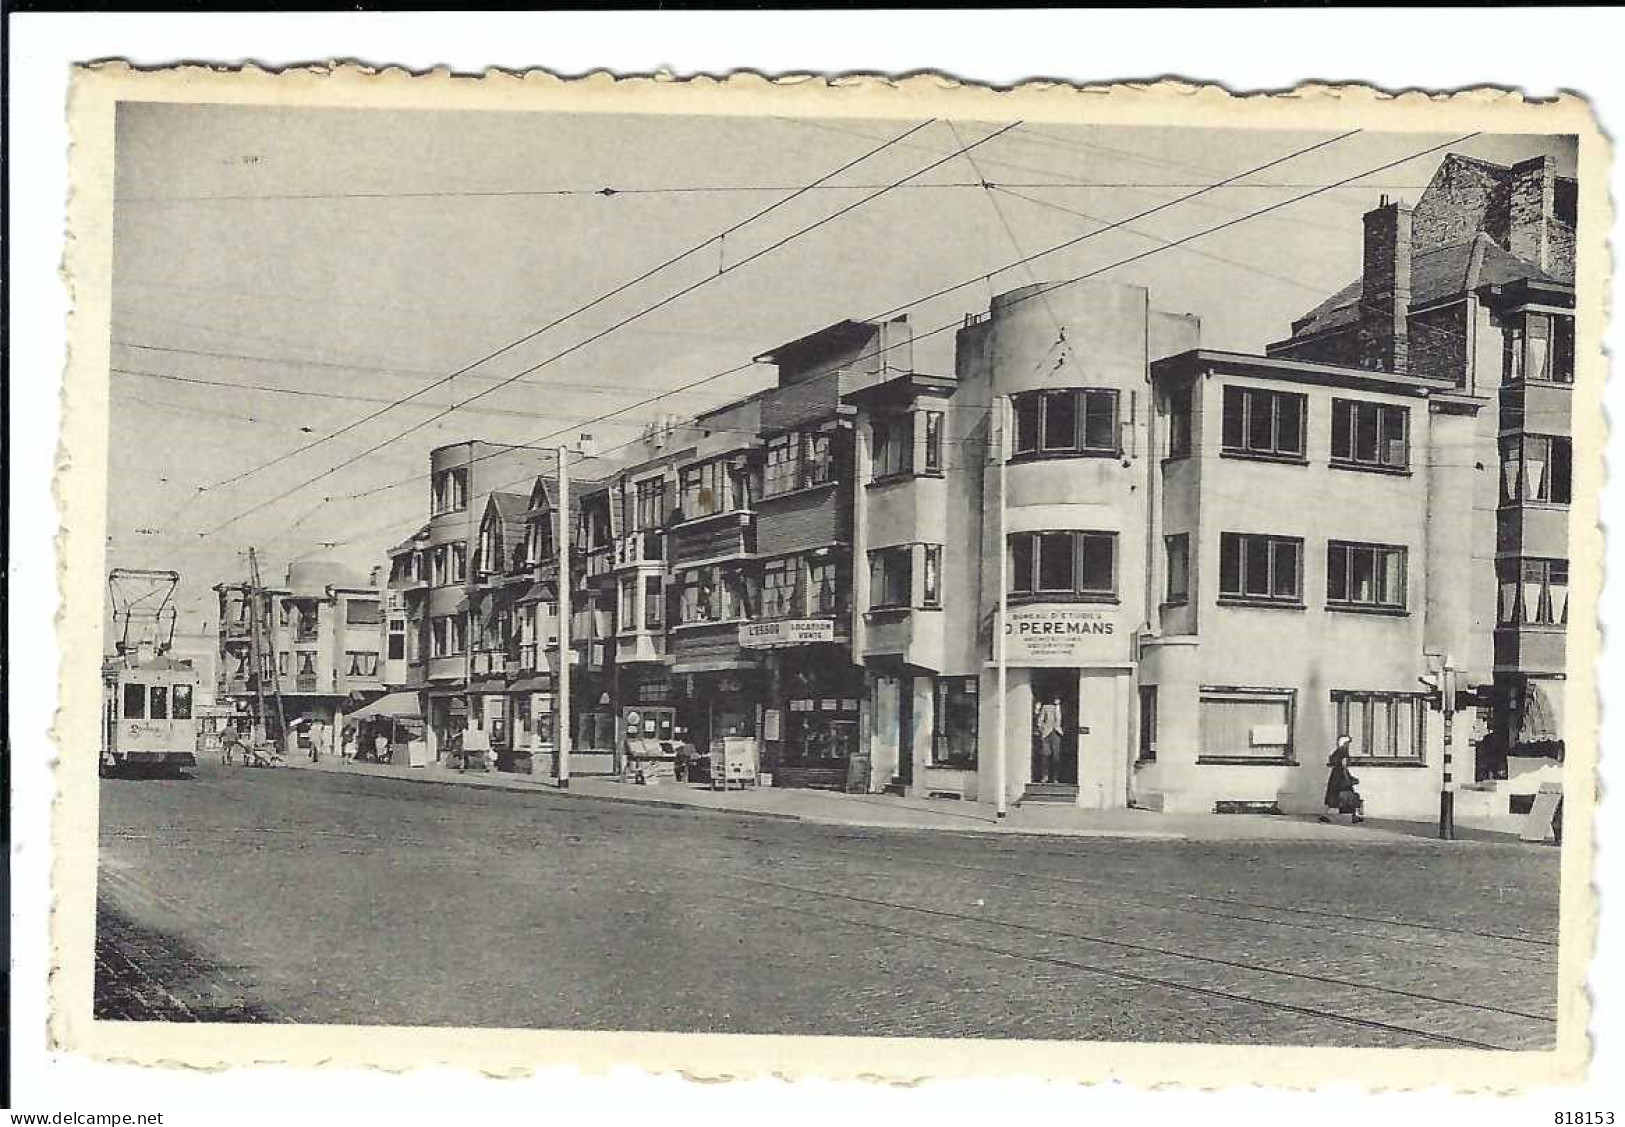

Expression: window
xmin=431 ymin=467 xmax=469 ymax=515
xmin=764 ymin=435 xmax=799 ymax=496
xmin=147 ymin=684 xmax=168 ymax=719
xmin=1326 ymin=541 xmax=1407 ymax=611
xmin=922 ymin=545 xmax=942 ymax=608
xmin=1166 ymin=384 xmax=1192 ymax=459
xmin=1333 ymin=691 xmax=1426 ymax=762
xmin=1164 ymin=533 xmax=1190 ymax=604
xmin=618 ymin=576 xmax=637 ymax=633
xmin=1222 ymin=386 xmax=1306 ymax=459
xmin=1011 ymin=389 xmax=1120 ymax=457
xmin=388 ymin=620 xmax=406 ymax=661
xmin=1501 ymin=435 xmax=1572 ymax=505
xmin=1138 ymin=686 xmax=1158 ymax=762
xmin=346 ymin=599 xmax=381 ymax=626
xmin=346 ymin=651 xmax=379 ymax=678
xmin=761 ymin=558 xmax=796 ymax=619
xmin=633 ymin=477 xmax=666 ymax=531
xmin=450 ymin=613 xmax=467 ymax=655
xmin=449 ymin=541 xmax=467 ymax=584
xmin=806 ymin=559 xmax=841 ymax=615
xmin=1219 ymin=533 xmax=1302 ymax=604
xmin=1507 ymin=313 xmax=1576 ymax=385
xmin=680 ymin=459 xmax=744 ymax=519
xmin=1198 ymin=689 xmax=1295 ymax=762
xmin=123 ymin=682 xmax=146 ymax=719
xmin=869 ymin=547 xmax=913 ymax=609
xmin=923 ymin=411 xmax=943 ymax=473
xmin=171 ymin=683 xmax=193 ymax=720
xmin=871 ymin=415 xmax=914 ymax=479
xmin=1008 ymin=531 xmax=1118 ymax=599
xmin=297 ymin=651 xmax=318 ymax=677
xmin=278 ymin=652 xmax=290 ymax=676
xmin=1499 ymin=558 xmax=1569 ymax=627
xmin=1331 ymin=399 xmax=1409 ymax=469
xmin=676 ymin=566 xmax=750 ymax=623
xmin=643 ymin=575 xmax=663 ymax=630
xmin=932 ymin=677 xmax=979 ymax=768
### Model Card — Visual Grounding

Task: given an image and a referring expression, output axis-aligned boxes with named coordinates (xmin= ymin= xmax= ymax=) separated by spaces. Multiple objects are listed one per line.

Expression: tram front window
xmin=172 ymin=683 xmax=193 ymax=719
xmin=150 ymin=685 xmax=169 ymax=720
xmin=123 ymin=682 xmax=146 ymax=719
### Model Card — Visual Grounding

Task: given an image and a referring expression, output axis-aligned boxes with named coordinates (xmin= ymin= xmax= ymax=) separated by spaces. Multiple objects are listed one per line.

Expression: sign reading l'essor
xmin=1001 ymin=604 xmax=1124 ymax=665
xmin=738 ymin=618 xmax=836 ymax=649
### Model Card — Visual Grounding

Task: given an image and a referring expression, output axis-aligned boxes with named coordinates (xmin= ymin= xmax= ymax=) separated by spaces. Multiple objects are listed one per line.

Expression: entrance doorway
xmin=1030 ymin=670 xmax=1079 ymax=786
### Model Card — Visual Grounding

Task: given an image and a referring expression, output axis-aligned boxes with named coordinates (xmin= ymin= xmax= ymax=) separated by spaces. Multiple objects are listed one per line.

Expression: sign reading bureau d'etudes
xmin=1001 ymin=604 xmax=1124 ymax=665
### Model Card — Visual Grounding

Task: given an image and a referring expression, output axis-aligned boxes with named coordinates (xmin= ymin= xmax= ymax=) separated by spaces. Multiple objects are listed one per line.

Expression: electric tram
xmin=101 ymin=568 xmax=199 ymax=776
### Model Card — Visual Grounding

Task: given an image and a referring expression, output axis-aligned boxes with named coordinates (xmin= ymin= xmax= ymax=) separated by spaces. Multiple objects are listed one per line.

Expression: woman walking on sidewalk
xmin=1320 ymin=736 xmax=1365 ymax=824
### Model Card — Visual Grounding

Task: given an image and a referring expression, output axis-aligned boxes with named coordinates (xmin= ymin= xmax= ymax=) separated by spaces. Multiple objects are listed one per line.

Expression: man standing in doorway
xmin=1035 ymin=695 xmax=1064 ymax=784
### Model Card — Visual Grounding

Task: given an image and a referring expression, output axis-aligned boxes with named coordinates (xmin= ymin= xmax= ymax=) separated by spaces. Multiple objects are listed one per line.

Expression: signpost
xmin=1420 ymin=655 xmax=1458 ymax=841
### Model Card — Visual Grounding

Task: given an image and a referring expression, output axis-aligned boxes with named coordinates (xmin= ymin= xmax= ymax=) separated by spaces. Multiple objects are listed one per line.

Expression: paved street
xmin=95 ymin=762 xmax=1559 ymax=1048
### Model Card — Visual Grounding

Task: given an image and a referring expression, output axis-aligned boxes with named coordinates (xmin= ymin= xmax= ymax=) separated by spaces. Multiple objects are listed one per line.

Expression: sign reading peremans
xmin=738 ymin=618 xmax=837 ymax=649
xmin=1002 ymin=604 xmax=1124 ymax=666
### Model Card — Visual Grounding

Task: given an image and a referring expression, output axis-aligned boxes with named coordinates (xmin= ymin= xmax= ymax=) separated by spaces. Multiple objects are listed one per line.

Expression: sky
xmin=104 ymin=103 xmax=1577 ymax=633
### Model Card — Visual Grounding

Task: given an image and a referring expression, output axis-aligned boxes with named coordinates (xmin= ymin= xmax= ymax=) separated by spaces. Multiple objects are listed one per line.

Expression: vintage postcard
xmin=53 ymin=64 xmax=1607 ymax=1087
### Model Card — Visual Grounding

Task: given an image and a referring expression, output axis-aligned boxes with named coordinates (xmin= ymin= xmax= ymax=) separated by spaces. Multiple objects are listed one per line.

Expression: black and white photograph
xmin=42 ymin=62 xmax=1604 ymax=1089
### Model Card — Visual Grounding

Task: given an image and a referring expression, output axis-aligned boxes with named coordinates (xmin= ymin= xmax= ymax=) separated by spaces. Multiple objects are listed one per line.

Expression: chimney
xmin=1361 ymin=195 xmax=1414 ymax=372
xmin=1508 ymin=155 xmax=1555 ymax=272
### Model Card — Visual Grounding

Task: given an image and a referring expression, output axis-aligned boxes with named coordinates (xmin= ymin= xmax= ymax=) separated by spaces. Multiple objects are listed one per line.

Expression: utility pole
xmin=249 ymin=548 xmax=289 ymax=760
xmin=994 ymin=395 xmax=1009 ymax=820
xmin=556 ymin=445 xmax=572 ymax=789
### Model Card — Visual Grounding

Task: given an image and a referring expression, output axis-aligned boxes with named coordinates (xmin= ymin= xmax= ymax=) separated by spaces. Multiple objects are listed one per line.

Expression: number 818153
xmin=1556 ymin=1114 xmax=1614 ymax=1124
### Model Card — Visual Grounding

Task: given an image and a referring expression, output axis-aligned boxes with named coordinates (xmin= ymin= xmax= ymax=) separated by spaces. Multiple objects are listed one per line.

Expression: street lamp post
xmin=1421 ymin=652 xmax=1458 ymax=841
xmin=556 ymin=445 xmax=572 ymax=790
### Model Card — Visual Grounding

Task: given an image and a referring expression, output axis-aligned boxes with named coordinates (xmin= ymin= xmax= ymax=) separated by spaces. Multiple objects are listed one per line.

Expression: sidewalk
xmin=281 ymin=755 xmax=1513 ymax=845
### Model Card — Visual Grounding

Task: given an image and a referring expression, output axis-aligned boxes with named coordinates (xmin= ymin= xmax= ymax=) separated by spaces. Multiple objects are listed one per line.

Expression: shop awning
xmin=514 ymin=581 xmax=557 ymax=605
xmin=348 ymin=691 xmax=423 ymax=720
xmin=1517 ymin=679 xmax=1564 ymax=744
xmin=509 ymin=676 xmax=554 ymax=693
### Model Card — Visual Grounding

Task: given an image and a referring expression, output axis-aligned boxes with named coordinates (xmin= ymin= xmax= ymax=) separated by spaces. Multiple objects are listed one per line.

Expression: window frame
xmin=1501 ymin=434 xmax=1573 ymax=506
xmin=1164 ymin=532 xmax=1190 ymax=605
xmin=1007 ymin=530 xmax=1119 ymax=602
xmin=1218 ymin=532 xmax=1304 ymax=607
xmin=1196 ymin=687 xmax=1297 ymax=765
xmin=1332 ymin=690 xmax=1428 ymax=764
xmin=922 ymin=411 xmax=944 ymax=474
xmin=1165 ymin=383 xmax=1193 ymax=460
xmin=1221 ymin=385 xmax=1308 ymax=461
xmin=870 ymin=414 xmax=915 ymax=481
xmin=931 ymin=676 xmax=980 ymax=769
xmin=1330 ymin=398 xmax=1410 ymax=472
xmin=868 ymin=546 xmax=914 ymax=610
xmin=1325 ymin=540 xmax=1409 ymax=613
xmin=922 ymin=544 xmax=943 ymax=608
xmin=1498 ymin=557 xmax=1570 ymax=628
xmin=1009 ymin=388 xmax=1121 ymax=459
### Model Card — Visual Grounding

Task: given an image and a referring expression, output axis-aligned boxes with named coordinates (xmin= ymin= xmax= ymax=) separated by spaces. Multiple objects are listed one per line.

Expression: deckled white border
xmin=9 ymin=13 xmax=1612 ymax=1110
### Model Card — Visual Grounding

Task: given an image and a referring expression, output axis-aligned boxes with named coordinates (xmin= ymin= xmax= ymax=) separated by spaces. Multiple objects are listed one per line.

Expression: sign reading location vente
xmin=1001 ymin=604 xmax=1124 ymax=666
xmin=738 ymin=619 xmax=836 ymax=649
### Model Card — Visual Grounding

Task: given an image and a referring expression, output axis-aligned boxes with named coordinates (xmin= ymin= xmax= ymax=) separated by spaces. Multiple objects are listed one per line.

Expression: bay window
xmin=1501 ymin=435 xmax=1572 ymax=504
xmin=1008 ymin=531 xmax=1117 ymax=599
xmin=1010 ymin=388 xmax=1120 ymax=457
xmin=1498 ymin=558 xmax=1569 ymax=627
xmin=871 ymin=415 xmax=914 ymax=480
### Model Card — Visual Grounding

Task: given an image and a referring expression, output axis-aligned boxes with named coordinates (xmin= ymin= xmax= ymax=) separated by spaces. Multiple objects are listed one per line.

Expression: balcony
xmin=861 ymin=606 xmax=946 ymax=672
xmin=669 ymin=516 xmax=756 ymax=566
xmin=1494 ymin=625 xmax=1567 ymax=676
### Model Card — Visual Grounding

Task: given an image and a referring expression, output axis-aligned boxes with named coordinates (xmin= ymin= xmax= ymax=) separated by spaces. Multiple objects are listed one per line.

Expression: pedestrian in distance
xmin=310 ymin=718 xmax=328 ymax=763
xmin=374 ymin=731 xmax=390 ymax=765
xmin=220 ymin=722 xmax=239 ymax=766
xmin=340 ymin=724 xmax=356 ymax=762
xmin=1035 ymin=695 xmax=1064 ymax=784
xmin=1320 ymin=736 xmax=1365 ymax=824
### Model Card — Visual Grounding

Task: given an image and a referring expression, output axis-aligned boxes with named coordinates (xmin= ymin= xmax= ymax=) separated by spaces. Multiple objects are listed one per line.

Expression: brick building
xmin=1267 ymin=152 xmax=1576 ymax=793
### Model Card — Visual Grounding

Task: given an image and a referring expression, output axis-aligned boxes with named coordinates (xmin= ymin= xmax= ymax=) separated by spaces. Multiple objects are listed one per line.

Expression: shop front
xmin=426 ymin=687 xmax=468 ymax=763
xmin=986 ymin=601 xmax=1135 ymax=811
xmin=667 ymin=665 xmax=766 ymax=783
xmin=765 ymin=645 xmax=864 ymax=789
xmin=507 ymin=674 xmax=555 ymax=775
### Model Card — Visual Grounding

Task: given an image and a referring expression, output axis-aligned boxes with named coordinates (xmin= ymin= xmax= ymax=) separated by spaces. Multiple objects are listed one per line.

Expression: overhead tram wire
xmin=325 ymin=127 xmax=1374 ymax=515
xmin=204 ymin=120 xmax=1024 ymax=543
xmin=330 ymin=129 xmax=1473 ymax=550
xmin=203 ymin=118 xmax=938 ymax=494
